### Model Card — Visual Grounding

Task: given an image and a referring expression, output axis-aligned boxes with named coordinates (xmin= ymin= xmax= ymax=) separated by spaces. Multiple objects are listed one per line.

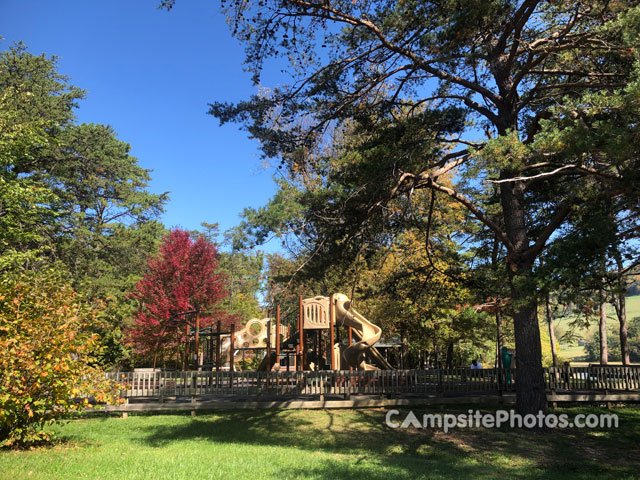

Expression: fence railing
xmin=105 ymin=366 xmax=640 ymax=400
xmin=545 ymin=365 xmax=640 ymax=392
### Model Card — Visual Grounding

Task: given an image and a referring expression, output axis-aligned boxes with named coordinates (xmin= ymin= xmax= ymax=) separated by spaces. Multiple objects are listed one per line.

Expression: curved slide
xmin=334 ymin=293 xmax=393 ymax=371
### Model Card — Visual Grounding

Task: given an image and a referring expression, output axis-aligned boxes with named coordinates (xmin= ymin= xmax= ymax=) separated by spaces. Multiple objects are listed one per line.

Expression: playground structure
xmin=120 ymin=299 xmax=640 ymax=409
xmin=174 ymin=293 xmax=394 ymax=372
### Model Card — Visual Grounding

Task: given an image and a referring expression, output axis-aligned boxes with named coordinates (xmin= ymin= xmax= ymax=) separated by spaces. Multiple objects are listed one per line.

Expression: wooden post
xmin=266 ymin=319 xmax=272 ymax=372
xmin=195 ymin=310 xmax=200 ymax=369
xmin=348 ymin=327 xmax=353 ymax=370
xmin=299 ymin=296 xmax=304 ymax=371
xmin=294 ymin=318 xmax=299 ymax=371
xmin=330 ymin=295 xmax=336 ymax=370
xmin=185 ymin=323 xmax=191 ymax=370
xmin=230 ymin=323 xmax=235 ymax=372
xmin=216 ymin=320 xmax=221 ymax=372
xmin=276 ymin=305 xmax=281 ymax=359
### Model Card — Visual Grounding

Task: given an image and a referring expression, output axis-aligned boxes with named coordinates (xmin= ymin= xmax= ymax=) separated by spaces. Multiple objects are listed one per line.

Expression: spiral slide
xmin=334 ymin=293 xmax=393 ymax=370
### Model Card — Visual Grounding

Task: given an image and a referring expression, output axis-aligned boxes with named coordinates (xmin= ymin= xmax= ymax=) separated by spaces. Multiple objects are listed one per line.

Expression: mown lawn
xmin=554 ymin=295 xmax=640 ymax=364
xmin=1 ymin=406 xmax=639 ymax=480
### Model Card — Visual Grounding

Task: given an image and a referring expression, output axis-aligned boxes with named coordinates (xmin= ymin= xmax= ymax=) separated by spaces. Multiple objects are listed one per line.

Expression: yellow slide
xmin=334 ymin=293 xmax=392 ymax=370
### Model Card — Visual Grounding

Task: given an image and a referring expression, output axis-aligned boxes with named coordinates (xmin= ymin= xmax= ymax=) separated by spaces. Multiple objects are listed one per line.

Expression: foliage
xmin=0 ymin=267 xmax=120 ymax=448
xmin=166 ymin=0 xmax=640 ymax=411
xmin=584 ymin=316 xmax=640 ymax=363
xmin=198 ymin=222 xmax=265 ymax=321
xmin=237 ymin=354 xmax=263 ymax=371
xmin=128 ymin=229 xmax=236 ymax=366
xmin=0 ymin=44 xmax=168 ymax=366
xmin=0 ymin=60 xmax=59 ymax=266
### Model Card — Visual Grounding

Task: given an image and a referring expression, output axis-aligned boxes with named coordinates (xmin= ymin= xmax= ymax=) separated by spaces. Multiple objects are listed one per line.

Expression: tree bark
xmin=446 ymin=342 xmax=454 ymax=369
xmin=546 ymin=293 xmax=558 ymax=368
xmin=614 ymin=255 xmax=631 ymax=365
xmin=618 ymin=293 xmax=630 ymax=365
xmin=432 ymin=339 xmax=439 ymax=369
xmin=511 ymin=291 xmax=547 ymax=414
xmin=496 ymin=309 xmax=503 ymax=369
xmin=500 ymin=179 xmax=547 ymax=415
xmin=599 ymin=288 xmax=608 ymax=365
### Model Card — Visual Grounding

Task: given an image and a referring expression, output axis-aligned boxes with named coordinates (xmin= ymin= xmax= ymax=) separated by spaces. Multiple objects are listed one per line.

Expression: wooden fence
xmin=107 ymin=368 xmax=514 ymax=399
xmin=545 ymin=365 xmax=640 ymax=392
xmin=104 ymin=366 xmax=640 ymax=400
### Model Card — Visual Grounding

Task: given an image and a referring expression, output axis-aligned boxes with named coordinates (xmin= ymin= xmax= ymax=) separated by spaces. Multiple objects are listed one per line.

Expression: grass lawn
xmin=553 ymin=295 xmax=640 ymax=365
xmin=1 ymin=406 xmax=639 ymax=480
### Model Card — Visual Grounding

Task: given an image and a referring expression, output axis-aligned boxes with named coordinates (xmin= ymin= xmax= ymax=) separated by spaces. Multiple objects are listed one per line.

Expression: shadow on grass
xmin=131 ymin=405 xmax=640 ymax=479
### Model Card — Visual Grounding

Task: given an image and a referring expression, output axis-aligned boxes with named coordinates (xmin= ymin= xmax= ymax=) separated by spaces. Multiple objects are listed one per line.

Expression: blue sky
xmin=1 ymin=0 xmax=280 ymax=246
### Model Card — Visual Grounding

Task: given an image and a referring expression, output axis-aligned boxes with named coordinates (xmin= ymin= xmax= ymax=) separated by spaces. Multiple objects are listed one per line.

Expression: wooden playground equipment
xmin=173 ymin=293 xmax=394 ymax=372
xmin=117 ymin=296 xmax=640 ymax=408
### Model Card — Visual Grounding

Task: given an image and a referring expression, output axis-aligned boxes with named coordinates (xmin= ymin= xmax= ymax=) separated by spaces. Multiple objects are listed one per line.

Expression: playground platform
xmin=94 ymin=366 xmax=640 ymax=415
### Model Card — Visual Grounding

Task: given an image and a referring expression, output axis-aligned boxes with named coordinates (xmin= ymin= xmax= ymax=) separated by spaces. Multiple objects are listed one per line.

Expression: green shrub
xmin=0 ymin=268 xmax=120 ymax=447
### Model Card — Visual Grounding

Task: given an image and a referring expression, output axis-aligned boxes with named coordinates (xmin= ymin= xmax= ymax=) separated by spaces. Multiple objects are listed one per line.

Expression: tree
xmin=585 ymin=316 xmax=640 ymax=363
xmin=198 ymin=223 xmax=265 ymax=320
xmin=51 ymin=123 xmax=168 ymax=366
xmin=0 ymin=45 xmax=70 ymax=266
xmin=539 ymin=188 xmax=640 ymax=365
xmin=128 ymin=229 xmax=234 ymax=367
xmin=0 ymin=44 xmax=168 ymax=366
xmin=163 ymin=0 xmax=640 ymax=413
xmin=0 ymin=267 xmax=119 ymax=447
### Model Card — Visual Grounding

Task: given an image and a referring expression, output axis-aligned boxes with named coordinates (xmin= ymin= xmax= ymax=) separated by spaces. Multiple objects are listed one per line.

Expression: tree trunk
xmin=511 ymin=292 xmax=547 ymax=414
xmin=432 ymin=340 xmax=439 ymax=369
xmin=618 ymin=293 xmax=630 ymax=365
xmin=545 ymin=293 xmax=558 ymax=368
xmin=500 ymin=180 xmax=547 ymax=415
xmin=614 ymin=255 xmax=630 ymax=365
xmin=446 ymin=342 xmax=454 ymax=369
xmin=599 ymin=289 xmax=608 ymax=365
xmin=496 ymin=310 xmax=503 ymax=369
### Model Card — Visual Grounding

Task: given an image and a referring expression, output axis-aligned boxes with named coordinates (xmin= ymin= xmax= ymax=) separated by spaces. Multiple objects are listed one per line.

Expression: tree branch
xmin=523 ymin=198 xmax=576 ymax=261
xmin=287 ymin=0 xmax=502 ymax=105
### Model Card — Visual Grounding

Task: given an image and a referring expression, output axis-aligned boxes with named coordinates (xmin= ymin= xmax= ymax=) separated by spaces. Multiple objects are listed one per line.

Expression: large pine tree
xmin=162 ymin=0 xmax=640 ymax=413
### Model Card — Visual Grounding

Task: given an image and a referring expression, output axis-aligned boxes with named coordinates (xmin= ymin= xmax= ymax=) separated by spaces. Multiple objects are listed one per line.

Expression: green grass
xmin=623 ymin=294 xmax=640 ymax=320
xmin=553 ymin=295 xmax=640 ymax=365
xmin=1 ymin=406 xmax=639 ymax=480
xmin=554 ymin=295 xmax=640 ymax=338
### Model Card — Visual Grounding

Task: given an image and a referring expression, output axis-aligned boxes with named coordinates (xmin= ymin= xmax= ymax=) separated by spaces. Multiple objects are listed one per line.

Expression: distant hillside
xmin=552 ymin=295 xmax=640 ymax=364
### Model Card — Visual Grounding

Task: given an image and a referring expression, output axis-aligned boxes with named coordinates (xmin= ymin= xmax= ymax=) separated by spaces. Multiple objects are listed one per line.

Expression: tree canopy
xmin=161 ymin=0 xmax=640 ymax=413
xmin=128 ymin=229 xmax=236 ymax=367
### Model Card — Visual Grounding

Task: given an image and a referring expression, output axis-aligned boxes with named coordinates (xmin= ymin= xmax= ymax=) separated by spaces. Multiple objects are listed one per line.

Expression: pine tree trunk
xmin=618 ymin=293 xmax=630 ymax=365
xmin=546 ymin=293 xmax=558 ymax=368
xmin=614 ymin=255 xmax=630 ymax=365
xmin=500 ymin=179 xmax=547 ymax=415
xmin=599 ymin=289 xmax=608 ymax=365
xmin=511 ymin=292 xmax=547 ymax=414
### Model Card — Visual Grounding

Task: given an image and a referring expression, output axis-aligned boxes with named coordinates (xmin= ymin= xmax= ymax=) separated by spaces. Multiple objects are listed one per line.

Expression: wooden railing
xmin=105 ymin=366 xmax=640 ymax=400
xmin=545 ymin=365 xmax=640 ymax=392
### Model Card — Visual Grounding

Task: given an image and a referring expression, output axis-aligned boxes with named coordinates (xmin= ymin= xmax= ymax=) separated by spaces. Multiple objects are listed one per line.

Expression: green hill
xmin=552 ymin=295 xmax=640 ymax=365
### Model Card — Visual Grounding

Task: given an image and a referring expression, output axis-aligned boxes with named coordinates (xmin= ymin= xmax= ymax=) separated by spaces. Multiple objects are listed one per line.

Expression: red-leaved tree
xmin=128 ymin=228 xmax=235 ymax=367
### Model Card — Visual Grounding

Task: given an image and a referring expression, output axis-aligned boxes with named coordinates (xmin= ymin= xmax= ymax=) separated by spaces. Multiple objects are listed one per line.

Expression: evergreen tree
xmin=162 ymin=0 xmax=640 ymax=413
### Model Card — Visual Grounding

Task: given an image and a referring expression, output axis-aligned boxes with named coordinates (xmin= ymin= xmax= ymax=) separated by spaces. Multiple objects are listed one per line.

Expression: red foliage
xmin=128 ymin=229 xmax=236 ymax=360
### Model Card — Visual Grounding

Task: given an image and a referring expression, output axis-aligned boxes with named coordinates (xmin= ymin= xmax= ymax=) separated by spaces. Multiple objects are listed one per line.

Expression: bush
xmin=0 ymin=268 xmax=120 ymax=447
